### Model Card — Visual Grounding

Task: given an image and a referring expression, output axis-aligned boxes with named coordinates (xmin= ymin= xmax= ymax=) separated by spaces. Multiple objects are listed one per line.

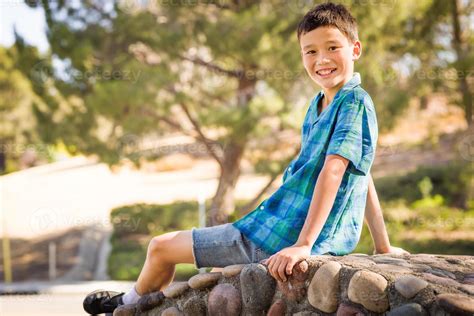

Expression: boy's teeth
xmin=317 ymin=68 xmax=335 ymax=75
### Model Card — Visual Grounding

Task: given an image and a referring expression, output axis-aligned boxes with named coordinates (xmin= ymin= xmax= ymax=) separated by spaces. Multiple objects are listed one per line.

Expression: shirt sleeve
xmin=326 ymin=100 xmax=377 ymax=176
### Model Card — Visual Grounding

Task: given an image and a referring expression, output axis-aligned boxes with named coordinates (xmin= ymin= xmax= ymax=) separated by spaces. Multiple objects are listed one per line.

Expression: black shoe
xmin=83 ymin=290 xmax=125 ymax=314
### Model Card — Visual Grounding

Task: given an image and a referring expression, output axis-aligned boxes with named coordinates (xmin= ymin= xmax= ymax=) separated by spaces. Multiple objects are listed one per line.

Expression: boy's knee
xmin=147 ymin=232 xmax=179 ymax=261
xmin=147 ymin=236 xmax=168 ymax=260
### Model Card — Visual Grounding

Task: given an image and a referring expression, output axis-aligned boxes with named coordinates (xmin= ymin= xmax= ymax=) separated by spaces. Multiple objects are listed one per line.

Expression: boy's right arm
xmin=364 ymin=174 xmax=409 ymax=255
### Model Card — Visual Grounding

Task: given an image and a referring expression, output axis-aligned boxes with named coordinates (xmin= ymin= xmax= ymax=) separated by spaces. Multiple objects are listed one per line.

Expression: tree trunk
xmin=208 ymin=141 xmax=245 ymax=226
xmin=208 ymin=75 xmax=256 ymax=226
xmin=451 ymin=0 xmax=473 ymax=126
xmin=0 ymin=148 xmax=5 ymax=174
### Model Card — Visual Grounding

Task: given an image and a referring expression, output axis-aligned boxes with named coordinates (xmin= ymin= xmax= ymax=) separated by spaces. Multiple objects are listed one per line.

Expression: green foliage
xmin=418 ymin=176 xmax=433 ymax=199
xmin=0 ymin=44 xmax=51 ymax=173
xmin=22 ymin=1 xmax=305 ymax=166
xmin=357 ymin=161 xmax=473 ymax=255
xmin=108 ymin=242 xmax=146 ymax=280
xmin=411 ymin=194 xmax=444 ymax=209
xmin=2 ymin=0 xmax=472 ymax=171
xmin=24 ymin=0 xmax=462 ymax=167
xmin=374 ymin=160 xmax=473 ymax=209
xmin=354 ymin=200 xmax=474 ymax=255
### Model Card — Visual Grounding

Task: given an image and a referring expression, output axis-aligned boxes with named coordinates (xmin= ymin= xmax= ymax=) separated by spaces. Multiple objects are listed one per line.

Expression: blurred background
xmin=0 ymin=0 xmax=472 ymax=315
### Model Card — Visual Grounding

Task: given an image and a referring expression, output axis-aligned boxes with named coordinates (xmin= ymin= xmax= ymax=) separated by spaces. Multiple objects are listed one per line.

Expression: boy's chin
xmin=314 ymin=79 xmax=339 ymax=90
xmin=313 ymin=75 xmax=346 ymax=91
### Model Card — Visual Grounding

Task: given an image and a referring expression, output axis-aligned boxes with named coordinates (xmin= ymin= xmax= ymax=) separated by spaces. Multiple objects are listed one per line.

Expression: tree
xmin=0 ymin=37 xmax=48 ymax=173
xmin=21 ymin=0 xmax=440 ymax=225
xmin=26 ymin=0 xmax=306 ymax=225
xmin=400 ymin=0 xmax=473 ymax=126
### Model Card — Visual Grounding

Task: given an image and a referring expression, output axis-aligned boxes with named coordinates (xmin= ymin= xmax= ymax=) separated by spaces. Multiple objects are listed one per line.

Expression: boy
xmin=83 ymin=3 xmax=407 ymax=314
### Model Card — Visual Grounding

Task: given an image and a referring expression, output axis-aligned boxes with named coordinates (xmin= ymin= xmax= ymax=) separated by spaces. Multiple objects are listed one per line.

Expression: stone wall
xmin=113 ymin=254 xmax=474 ymax=316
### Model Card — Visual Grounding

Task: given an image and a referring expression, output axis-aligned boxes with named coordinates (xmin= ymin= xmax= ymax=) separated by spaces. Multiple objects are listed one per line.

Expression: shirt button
xmin=288 ymin=167 xmax=292 ymax=171
xmin=260 ymin=206 xmax=264 ymax=210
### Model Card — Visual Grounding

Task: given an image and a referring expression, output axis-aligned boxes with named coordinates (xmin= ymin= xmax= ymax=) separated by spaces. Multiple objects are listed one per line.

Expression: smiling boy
xmin=237 ymin=2 xmax=382 ymax=281
xmin=83 ymin=3 xmax=407 ymax=314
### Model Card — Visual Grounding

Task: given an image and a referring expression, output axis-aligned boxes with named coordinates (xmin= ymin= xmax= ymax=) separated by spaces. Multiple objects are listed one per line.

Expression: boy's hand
xmin=260 ymin=245 xmax=312 ymax=282
xmin=374 ymin=245 xmax=410 ymax=255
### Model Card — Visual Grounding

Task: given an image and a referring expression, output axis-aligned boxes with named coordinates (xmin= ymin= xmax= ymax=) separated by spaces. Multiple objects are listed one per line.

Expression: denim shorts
xmin=191 ymin=223 xmax=273 ymax=268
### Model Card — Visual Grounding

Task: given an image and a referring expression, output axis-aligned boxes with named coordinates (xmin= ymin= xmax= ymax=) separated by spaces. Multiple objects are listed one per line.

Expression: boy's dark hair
xmin=297 ymin=2 xmax=358 ymax=43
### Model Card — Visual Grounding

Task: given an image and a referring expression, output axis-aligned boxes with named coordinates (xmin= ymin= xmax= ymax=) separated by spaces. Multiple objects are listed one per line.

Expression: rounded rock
xmin=462 ymin=273 xmax=474 ymax=284
xmin=267 ymin=299 xmax=286 ymax=316
xmin=348 ymin=270 xmax=389 ymax=313
xmin=336 ymin=303 xmax=365 ymax=316
xmin=188 ymin=272 xmax=221 ymax=289
xmin=459 ymin=284 xmax=474 ymax=295
xmin=340 ymin=256 xmax=376 ymax=268
xmin=161 ymin=306 xmax=184 ymax=316
xmin=411 ymin=263 xmax=432 ymax=272
xmin=163 ymin=281 xmax=189 ymax=298
xmin=421 ymin=272 xmax=460 ymax=287
xmin=429 ymin=268 xmax=456 ymax=279
xmin=408 ymin=255 xmax=436 ymax=265
xmin=208 ymin=283 xmax=242 ymax=316
xmin=113 ymin=304 xmax=137 ymax=316
xmin=436 ymin=293 xmax=474 ymax=316
xmin=372 ymin=257 xmax=411 ymax=267
xmin=394 ymin=275 xmax=428 ymax=299
xmin=308 ymin=261 xmax=341 ymax=313
xmin=137 ymin=291 xmax=165 ymax=312
xmin=387 ymin=303 xmax=428 ymax=316
xmin=222 ymin=264 xmax=246 ymax=277
xmin=240 ymin=263 xmax=276 ymax=313
xmin=292 ymin=311 xmax=320 ymax=316
xmin=374 ymin=263 xmax=412 ymax=274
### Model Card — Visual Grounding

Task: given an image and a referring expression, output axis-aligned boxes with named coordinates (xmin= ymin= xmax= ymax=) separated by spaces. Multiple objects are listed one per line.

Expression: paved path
xmin=0 ymin=281 xmax=135 ymax=316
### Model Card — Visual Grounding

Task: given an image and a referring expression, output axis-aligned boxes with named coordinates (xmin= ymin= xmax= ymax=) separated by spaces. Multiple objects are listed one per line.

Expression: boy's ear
xmin=352 ymin=40 xmax=362 ymax=61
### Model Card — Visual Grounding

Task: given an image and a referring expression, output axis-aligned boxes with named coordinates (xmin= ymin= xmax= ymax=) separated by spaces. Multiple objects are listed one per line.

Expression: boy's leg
xmin=136 ymin=230 xmax=195 ymax=294
xmin=83 ymin=229 xmax=194 ymax=315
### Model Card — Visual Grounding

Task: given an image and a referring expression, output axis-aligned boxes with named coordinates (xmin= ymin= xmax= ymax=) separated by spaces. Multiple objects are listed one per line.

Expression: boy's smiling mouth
xmin=316 ymin=67 xmax=337 ymax=77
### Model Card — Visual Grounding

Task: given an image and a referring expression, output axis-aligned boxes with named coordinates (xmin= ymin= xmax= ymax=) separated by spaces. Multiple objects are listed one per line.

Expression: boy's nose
xmin=316 ymin=56 xmax=331 ymax=66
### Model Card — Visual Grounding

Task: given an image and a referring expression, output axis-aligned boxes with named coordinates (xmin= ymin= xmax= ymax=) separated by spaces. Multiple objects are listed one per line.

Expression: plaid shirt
xmin=233 ymin=73 xmax=378 ymax=256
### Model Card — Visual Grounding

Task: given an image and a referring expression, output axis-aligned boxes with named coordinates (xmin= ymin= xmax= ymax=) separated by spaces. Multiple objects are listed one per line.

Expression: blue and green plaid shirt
xmin=233 ymin=73 xmax=378 ymax=256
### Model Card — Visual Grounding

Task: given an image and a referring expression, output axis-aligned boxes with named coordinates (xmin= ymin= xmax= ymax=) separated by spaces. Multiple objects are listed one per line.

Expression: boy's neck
xmin=321 ymin=72 xmax=355 ymax=109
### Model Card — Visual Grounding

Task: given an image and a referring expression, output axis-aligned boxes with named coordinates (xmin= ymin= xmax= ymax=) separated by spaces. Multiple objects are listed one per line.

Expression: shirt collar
xmin=340 ymin=72 xmax=361 ymax=92
xmin=330 ymin=72 xmax=362 ymax=102
xmin=310 ymin=72 xmax=361 ymax=124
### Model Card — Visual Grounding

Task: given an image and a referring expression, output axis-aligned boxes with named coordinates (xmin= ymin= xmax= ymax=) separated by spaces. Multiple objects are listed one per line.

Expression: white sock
xmin=122 ymin=285 xmax=141 ymax=305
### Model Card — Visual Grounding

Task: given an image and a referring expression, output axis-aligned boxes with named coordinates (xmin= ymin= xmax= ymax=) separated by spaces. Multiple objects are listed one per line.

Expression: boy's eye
xmin=328 ymin=46 xmax=338 ymax=51
xmin=306 ymin=50 xmax=316 ymax=55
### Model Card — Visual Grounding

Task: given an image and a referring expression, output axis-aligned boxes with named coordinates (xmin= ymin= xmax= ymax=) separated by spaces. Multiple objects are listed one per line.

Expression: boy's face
xmin=299 ymin=26 xmax=361 ymax=97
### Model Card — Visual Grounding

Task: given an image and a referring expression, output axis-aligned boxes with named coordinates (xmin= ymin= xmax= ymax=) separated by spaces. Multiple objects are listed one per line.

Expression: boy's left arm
xmin=364 ymin=173 xmax=410 ymax=255
xmin=262 ymin=154 xmax=348 ymax=282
